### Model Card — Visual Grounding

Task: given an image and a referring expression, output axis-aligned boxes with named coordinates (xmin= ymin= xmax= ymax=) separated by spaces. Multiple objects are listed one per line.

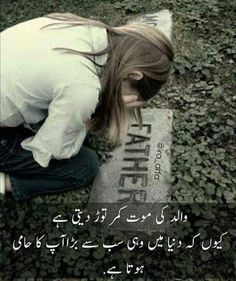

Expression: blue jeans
xmin=0 ymin=126 xmax=99 ymax=200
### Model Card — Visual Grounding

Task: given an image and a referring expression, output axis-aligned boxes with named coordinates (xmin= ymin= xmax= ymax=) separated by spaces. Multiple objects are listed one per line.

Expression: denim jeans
xmin=0 ymin=126 xmax=99 ymax=201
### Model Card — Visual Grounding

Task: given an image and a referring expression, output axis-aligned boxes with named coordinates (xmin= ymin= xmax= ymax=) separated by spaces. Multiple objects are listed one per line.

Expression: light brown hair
xmin=41 ymin=12 xmax=174 ymax=142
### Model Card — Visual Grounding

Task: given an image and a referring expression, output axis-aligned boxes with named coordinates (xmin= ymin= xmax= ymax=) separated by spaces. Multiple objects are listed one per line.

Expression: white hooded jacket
xmin=0 ymin=16 xmax=108 ymax=167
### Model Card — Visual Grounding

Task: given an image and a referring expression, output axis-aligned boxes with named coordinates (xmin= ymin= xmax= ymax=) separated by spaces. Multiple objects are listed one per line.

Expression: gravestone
xmin=89 ymin=109 xmax=173 ymax=204
xmin=127 ymin=9 xmax=172 ymax=40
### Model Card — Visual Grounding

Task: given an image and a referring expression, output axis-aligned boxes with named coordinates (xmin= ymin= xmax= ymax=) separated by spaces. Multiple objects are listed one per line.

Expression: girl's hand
xmin=122 ymin=94 xmax=145 ymax=108
xmin=121 ymin=80 xmax=145 ymax=108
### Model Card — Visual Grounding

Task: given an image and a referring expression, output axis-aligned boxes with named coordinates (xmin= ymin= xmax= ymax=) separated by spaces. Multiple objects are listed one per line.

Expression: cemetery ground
xmin=0 ymin=0 xmax=235 ymax=280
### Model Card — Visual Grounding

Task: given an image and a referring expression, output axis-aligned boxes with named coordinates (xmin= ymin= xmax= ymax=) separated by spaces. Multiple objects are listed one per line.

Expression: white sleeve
xmin=21 ymin=83 xmax=99 ymax=168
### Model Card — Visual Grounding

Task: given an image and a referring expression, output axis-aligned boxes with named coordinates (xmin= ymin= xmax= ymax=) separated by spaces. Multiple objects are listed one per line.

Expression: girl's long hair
xmin=41 ymin=12 xmax=174 ymax=142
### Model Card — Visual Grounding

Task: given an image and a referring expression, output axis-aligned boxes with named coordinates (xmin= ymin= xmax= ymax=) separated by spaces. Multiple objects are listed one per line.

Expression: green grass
xmin=0 ymin=0 xmax=235 ymax=280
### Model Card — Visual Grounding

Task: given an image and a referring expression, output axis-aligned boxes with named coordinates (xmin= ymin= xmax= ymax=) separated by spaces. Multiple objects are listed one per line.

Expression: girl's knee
xmin=72 ymin=146 xmax=99 ymax=185
xmin=86 ymin=148 xmax=99 ymax=179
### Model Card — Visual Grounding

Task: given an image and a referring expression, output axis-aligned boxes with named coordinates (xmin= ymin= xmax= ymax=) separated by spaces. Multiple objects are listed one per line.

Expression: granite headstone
xmin=89 ymin=109 xmax=173 ymax=204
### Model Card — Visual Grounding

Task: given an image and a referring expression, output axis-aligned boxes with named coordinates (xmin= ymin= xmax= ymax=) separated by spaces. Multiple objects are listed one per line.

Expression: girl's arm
xmin=21 ymin=83 xmax=99 ymax=168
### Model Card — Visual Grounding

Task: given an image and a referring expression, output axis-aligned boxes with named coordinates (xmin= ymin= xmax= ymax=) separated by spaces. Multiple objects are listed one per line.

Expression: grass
xmin=0 ymin=0 xmax=235 ymax=280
